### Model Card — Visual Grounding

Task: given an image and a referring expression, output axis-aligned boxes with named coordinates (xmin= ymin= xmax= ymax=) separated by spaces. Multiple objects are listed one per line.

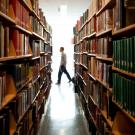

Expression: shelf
xmin=40 ymin=81 xmax=45 ymax=90
xmin=31 ymin=56 xmax=40 ymax=60
xmin=17 ymin=78 xmax=31 ymax=93
xmin=83 ymin=52 xmax=88 ymax=55
xmin=96 ymin=78 xmax=112 ymax=93
xmin=96 ymin=29 xmax=112 ymax=37
xmin=77 ymin=72 xmax=83 ymax=80
xmin=87 ymin=73 xmax=96 ymax=81
xmin=85 ymin=32 xmax=96 ymax=39
xmin=96 ymin=0 xmax=115 ymax=16
xmin=112 ymin=100 xmax=135 ymax=123
xmin=40 ymin=66 xmax=45 ymax=71
xmin=15 ymin=25 xmax=32 ymax=35
xmin=32 ymin=32 xmax=44 ymax=41
xmin=74 ymin=52 xmax=80 ymax=55
xmin=96 ymin=56 xmax=113 ymax=62
xmin=74 ymin=62 xmax=80 ymax=65
xmin=32 ymin=10 xmax=41 ymax=21
xmin=20 ymin=0 xmax=33 ymax=12
xmin=0 ymin=54 xmax=32 ymax=62
xmin=44 ymin=53 xmax=48 ymax=56
xmin=88 ymin=53 xmax=96 ymax=57
xmin=80 ymin=89 xmax=88 ymax=103
xmin=0 ymin=11 xmax=16 ymax=24
xmin=40 ymin=52 xmax=45 ymax=55
xmin=112 ymin=66 xmax=135 ymax=78
xmin=80 ymin=63 xmax=88 ymax=70
xmin=101 ymin=110 xmax=113 ymax=128
xmin=32 ymin=75 xmax=40 ymax=84
xmin=0 ymin=94 xmax=16 ymax=111
xmin=87 ymin=12 xmax=96 ymax=22
xmin=112 ymin=24 xmax=135 ymax=37
xmin=87 ymin=107 xmax=98 ymax=129
xmin=79 ymin=19 xmax=89 ymax=32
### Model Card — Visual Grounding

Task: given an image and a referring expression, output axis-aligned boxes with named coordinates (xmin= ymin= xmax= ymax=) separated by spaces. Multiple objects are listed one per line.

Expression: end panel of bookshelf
xmin=112 ymin=111 xmax=135 ymax=134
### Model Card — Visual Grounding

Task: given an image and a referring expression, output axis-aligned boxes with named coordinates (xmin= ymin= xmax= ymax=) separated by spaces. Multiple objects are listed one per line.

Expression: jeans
xmin=57 ymin=65 xmax=72 ymax=83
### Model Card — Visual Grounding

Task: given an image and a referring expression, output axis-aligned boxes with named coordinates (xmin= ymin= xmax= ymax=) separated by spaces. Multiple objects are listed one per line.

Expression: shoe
xmin=55 ymin=82 xmax=60 ymax=85
xmin=68 ymin=79 xmax=72 ymax=83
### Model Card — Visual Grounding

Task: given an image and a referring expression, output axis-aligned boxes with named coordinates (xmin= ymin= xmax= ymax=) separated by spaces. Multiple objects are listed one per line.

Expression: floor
xmin=38 ymin=55 xmax=90 ymax=135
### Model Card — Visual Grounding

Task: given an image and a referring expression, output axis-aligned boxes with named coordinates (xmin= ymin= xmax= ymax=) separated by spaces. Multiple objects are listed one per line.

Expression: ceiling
xmin=39 ymin=0 xmax=90 ymax=23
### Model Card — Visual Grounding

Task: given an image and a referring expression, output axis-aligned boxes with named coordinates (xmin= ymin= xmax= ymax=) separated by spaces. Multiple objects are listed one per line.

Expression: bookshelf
xmin=0 ymin=0 xmax=52 ymax=135
xmin=73 ymin=0 xmax=135 ymax=134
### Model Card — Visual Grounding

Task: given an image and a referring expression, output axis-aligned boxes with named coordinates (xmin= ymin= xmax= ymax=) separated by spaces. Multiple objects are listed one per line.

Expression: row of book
xmin=97 ymin=36 xmax=112 ymax=58
xmin=31 ymin=16 xmax=44 ymax=37
xmin=10 ymin=63 xmax=29 ymax=90
xmin=31 ymin=0 xmax=39 ymax=16
xmin=45 ymin=44 xmax=52 ymax=53
xmin=30 ymin=61 xmax=40 ymax=81
xmin=113 ymin=0 xmax=135 ymax=31
xmin=74 ymin=54 xmax=80 ymax=64
xmin=88 ymin=39 xmax=96 ymax=54
xmin=30 ymin=40 xmax=40 ymax=57
xmin=40 ymin=56 xmax=45 ymax=68
xmin=87 ymin=17 xmax=96 ymax=36
xmin=74 ymin=44 xmax=80 ymax=53
xmin=113 ymin=73 xmax=135 ymax=117
xmin=0 ymin=23 xmax=9 ymax=57
xmin=80 ymin=41 xmax=88 ymax=53
xmin=88 ymin=57 xmax=96 ymax=77
xmin=0 ymin=0 xmax=9 ymax=15
xmin=11 ymin=29 xmax=29 ymax=56
xmin=11 ymin=0 xmax=31 ymax=30
xmin=96 ymin=61 xmax=112 ymax=88
xmin=97 ymin=0 xmax=110 ymax=11
xmin=0 ymin=72 xmax=6 ymax=108
xmin=88 ymin=0 xmax=97 ymax=19
xmin=40 ymin=40 xmax=45 ymax=52
xmin=97 ymin=9 xmax=113 ymax=33
xmin=113 ymin=36 xmax=135 ymax=73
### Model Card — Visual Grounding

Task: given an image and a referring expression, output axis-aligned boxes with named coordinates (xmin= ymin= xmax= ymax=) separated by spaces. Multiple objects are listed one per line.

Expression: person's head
xmin=60 ymin=47 xmax=64 ymax=52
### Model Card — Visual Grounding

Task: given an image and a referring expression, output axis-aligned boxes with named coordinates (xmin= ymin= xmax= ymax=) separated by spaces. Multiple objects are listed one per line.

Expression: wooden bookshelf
xmin=96 ymin=56 xmax=113 ymax=62
xmin=96 ymin=0 xmax=115 ymax=16
xmin=96 ymin=28 xmax=112 ymax=37
xmin=86 ymin=32 xmax=96 ymax=39
xmin=20 ymin=0 xmax=33 ymax=12
xmin=32 ymin=32 xmax=45 ymax=41
xmin=40 ymin=66 xmax=45 ymax=71
xmin=0 ymin=11 xmax=16 ymax=24
xmin=31 ymin=56 xmax=40 ymax=60
xmin=96 ymin=78 xmax=112 ymax=93
xmin=88 ymin=53 xmax=96 ymax=57
xmin=112 ymin=24 xmax=135 ymax=36
xmin=0 ymin=0 xmax=52 ymax=134
xmin=40 ymin=52 xmax=45 ymax=55
xmin=80 ymin=63 xmax=88 ymax=70
xmin=87 ymin=73 xmax=96 ymax=81
xmin=0 ymin=55 xmax=32 ymax=62
xmin=87 ymin=12 xmax=96 ymax=23
xmin=15 ymin=25 xmax=32 ymax=35
xmin=112 ymin=66 xmax=135 ymax=78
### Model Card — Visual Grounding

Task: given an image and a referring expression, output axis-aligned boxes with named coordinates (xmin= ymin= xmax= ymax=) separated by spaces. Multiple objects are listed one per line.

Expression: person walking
xmin=56 ymin=47 xmax=72 ymax=85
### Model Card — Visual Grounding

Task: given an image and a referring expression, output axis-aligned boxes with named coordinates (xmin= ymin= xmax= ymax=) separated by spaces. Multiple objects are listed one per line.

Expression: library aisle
xmin=38 ymin=65 xmax=90 ymax=135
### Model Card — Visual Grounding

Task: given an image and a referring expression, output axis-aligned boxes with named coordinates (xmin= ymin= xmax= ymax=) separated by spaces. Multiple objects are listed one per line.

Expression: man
xmin=56 ymin=47 xmax=72 ymax=84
